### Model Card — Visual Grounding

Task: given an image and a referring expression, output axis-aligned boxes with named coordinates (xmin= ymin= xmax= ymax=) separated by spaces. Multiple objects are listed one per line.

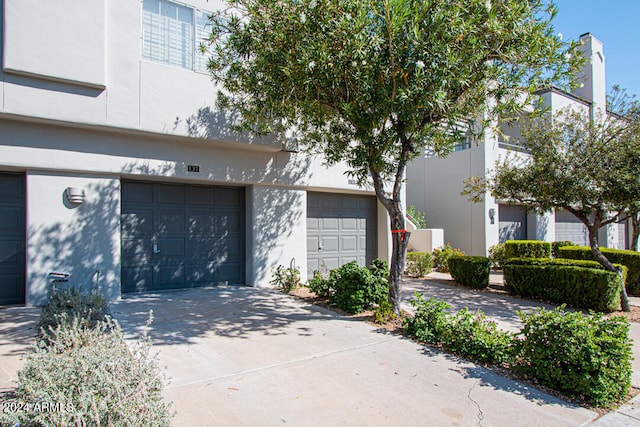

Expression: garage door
xmin=0 ymin=173 xmax=26 ymax=305
xmin=555 ymin=209 xmax=589 ymax=246
xmin=499 ymin=204 xmax=527 ymax=242
xmin=618 ymin=218 xmax=628 ymax=250
xmin=307 ymin=192 xmax=377 ymax=277
xmin=121 ymin=181 xmax=244 ymax=293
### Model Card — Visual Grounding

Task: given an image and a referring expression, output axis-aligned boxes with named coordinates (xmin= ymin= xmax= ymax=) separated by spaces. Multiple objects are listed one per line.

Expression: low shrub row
xmin=308 ymin=259 xmax=389 ymax=314
xmin=559 ymin=246 xmax=640 ymax=295
xmin=0 ymin=288 xmax=173 ymax=427
xmin=504 ymin=240 xmax=552 ymax=259
xmin=405 ymin=294 xmax=632 ymax=407
xmin=448 ymin=256 xmax=490 ymax=289
xmin=503 ymin=258 xmax=623 ymax=312
xmin=406 ymin=251 xmax=433 ymax=277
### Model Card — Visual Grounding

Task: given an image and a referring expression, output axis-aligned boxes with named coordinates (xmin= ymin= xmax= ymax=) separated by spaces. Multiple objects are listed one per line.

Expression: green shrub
xmin=433 ymin=243 xmax=465 ymax=273
xmin=39 ymin=288 xmax=109 ymax=337
xmin=307 ymin=269 xmax=332 ymax=298
xmin=270 ymin=264 xmax=301 ymax=292
xmin=406 ymin=252 xmax=432 ymax=277
xmin=504 ymin=240 xmax=551 ymax=259
xmin=513 ymin=306 xmax=632 ymax=407
xmin=559 ymin=246 xmax=640 ymax=295
xmin=1 ymin=315 xmax=172 ymax=427
xmin=407 ymin=205 xmax=427 ymax=228
xmin=404 ymin=293 xmax=512 ymax=364
xmin=373 ymin=298 xmax=397 ymax=324
xmin=552 ymin=240 xmax=574 ymax=258
xmin=448 ymin=256 xmax=490 ymax=289
xmin=503 ymin=261 xmax=622 ymax=312
xmin=488 ymin=243 xmax=507 ymax=268
xmin=328 ymin=260 xmax=389 ymax=314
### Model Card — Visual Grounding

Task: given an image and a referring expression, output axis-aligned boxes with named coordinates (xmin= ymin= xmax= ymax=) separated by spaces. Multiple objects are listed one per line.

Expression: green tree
xmin=464 ymin=93 xmax=640 ymax=311
xmin=205 ymin=0 xmax=578 ymax=313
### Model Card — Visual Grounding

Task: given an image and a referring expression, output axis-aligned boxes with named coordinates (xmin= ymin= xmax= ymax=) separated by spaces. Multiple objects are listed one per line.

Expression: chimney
xmin=571 ymin=33 xmax=606 ymax=117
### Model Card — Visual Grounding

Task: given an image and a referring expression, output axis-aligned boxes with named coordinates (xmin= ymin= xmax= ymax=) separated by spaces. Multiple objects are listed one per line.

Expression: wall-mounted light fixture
xmin=489 ymin=208 xmax=496 ymax=225
xmin=66 ymin=187 xmax=85 ymax=204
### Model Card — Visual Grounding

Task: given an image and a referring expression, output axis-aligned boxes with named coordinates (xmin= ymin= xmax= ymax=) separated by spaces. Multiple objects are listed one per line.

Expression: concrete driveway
xmin=110 ymin=286 xmax=597 ymax=426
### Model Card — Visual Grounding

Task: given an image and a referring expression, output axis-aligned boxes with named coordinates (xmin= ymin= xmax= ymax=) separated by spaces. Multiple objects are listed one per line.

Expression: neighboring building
xmin=0 ymin=0 xmax=392 ymax=306
xmin=407 ymin=33 xmax=632 ymax=256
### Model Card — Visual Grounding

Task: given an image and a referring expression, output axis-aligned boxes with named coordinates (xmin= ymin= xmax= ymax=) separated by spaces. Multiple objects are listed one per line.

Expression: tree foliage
xmin=205 ymin=0 xmax=579 ymax=312
xmin=464 ymin=86 xmax=640 ymax=310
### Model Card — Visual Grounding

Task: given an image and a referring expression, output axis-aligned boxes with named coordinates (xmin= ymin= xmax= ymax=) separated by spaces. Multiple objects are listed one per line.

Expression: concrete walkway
xmin=0 ymin=274 xmax=638 ymax=425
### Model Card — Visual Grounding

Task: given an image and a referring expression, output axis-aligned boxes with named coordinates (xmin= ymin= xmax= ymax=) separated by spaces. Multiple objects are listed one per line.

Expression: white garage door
xmin=555 ymin=210 xmax=589 ymax=246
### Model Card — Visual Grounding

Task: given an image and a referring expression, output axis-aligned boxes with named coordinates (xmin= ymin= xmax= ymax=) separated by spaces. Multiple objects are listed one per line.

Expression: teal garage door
xmin=0 ymin=173 xmax=26 ymax=305
xmin=121 ymin=181 xmax=245 ymax=293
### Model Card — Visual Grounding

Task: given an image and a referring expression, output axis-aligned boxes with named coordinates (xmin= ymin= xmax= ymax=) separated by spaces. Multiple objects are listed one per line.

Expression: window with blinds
xmin=142 ymin=0 xmax=210 ymax=73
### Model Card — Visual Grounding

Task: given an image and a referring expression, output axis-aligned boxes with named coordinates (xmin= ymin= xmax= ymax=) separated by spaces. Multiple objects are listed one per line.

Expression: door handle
xmin=153 ymin=243 xmax=161 ymax=254
xmin=318 ymin=240 xmax=323 ymax=250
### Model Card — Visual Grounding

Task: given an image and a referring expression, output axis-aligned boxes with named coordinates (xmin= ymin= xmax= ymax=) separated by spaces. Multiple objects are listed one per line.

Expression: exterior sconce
xmin=66 ymin=187 xmax=85 ymax=204
xmin=489 ymin=208 xmax=496 ymax=225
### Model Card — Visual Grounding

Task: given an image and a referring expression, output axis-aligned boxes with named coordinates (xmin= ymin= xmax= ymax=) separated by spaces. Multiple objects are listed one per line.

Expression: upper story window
xmin=142 ymin=0 xmax=210 ymax=73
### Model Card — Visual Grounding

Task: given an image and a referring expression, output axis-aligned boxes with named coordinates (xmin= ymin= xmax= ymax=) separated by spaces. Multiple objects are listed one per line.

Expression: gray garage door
xmin=307 ymin=192 xmax=377 ymax=277
xmin=0 ymin=173 xmax=26 ymax=305
xmin=121 ymin=181 xmax=244 ymax=293
xmin=499 ymin=204 xmax=527 ymax=242
xmin=618 ymin=218 xmax=628 ymax=250
xmin=555 ymin=209 xmax=589 ymax=246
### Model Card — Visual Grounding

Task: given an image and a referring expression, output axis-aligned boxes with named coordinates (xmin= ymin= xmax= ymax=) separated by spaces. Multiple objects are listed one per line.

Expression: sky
xmin=551 ymin=0 xmax=640 ymax=98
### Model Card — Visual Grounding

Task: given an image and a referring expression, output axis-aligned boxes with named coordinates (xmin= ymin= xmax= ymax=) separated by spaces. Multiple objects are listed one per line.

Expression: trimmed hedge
xmin=504 ymin=240 xmax=552 ymax=259
xmin=558 ymin=246 xmax=640 ymax=295
xmin=552 ymin=240 xmax=574 ymax=258
xmin=514 ymin=307 xmax=632 ymax=407
xmin=503 ymin=261 xmax=622 ymax=312
xmin=448 ymin=256 xmax=490 ymax=289
xmin=406 ymin=252 xmax=432 ymax=277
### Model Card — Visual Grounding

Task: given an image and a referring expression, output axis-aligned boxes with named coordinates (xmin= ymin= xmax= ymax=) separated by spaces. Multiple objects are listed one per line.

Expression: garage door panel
xmin=217 ymin=210 xmax=242 ymax=233
xmin=216 ymin=262 xmax=243 ymax=284
xmin=341 ymin=235 xmax=357 ymax=251
xmin=122 ymin=181 xmax=244 ymax=293
xmin=122 ymin=209 xmax=153 ymax=236
xmin=0 ymin=207 xmax=23 ymax=234
xmin=188 ymin=212 xmax=216 ymax=235
xmin=188 ymin=186 xmax=214 ymax=205
xmin=341 ymin=218 xmax=357 ymax=230
xmin=322 ymin=218 xmax=339 ymax=230
xmin=122 ymin=239 xmax=152 ymax=266
xmin=341 ymin=256 xmax=358 ymax=265
xmin=121 ymin=267 xmax=152 ymax=293
xmin=188 ymin=264 xmax=215 ymax=284
xmin=157 ymin=184 xmax=185 ymax=204
xmin=0 ymin=175 xmax=23 ymax=199
xmin=156 ymin=210 xmax=185 ymax=234
xmin=322 ymin=236 xmax=339 ymax=252
xmin=320 ymin=257 xmax=340 ymax=271
xmin=307 ymin=236 xmax=319 ymax=254
xmin=0 ymin=274 xmax=22 ymax=301
xmin=122 ymin=182 xmax=153 ymax=203
xmin=157 ymin=238 xmax=185 ymax=261
xmin=0 ymin=241 xmax=21 ymax=265
xmin=154 ymin=264 xmax=185 ymax=289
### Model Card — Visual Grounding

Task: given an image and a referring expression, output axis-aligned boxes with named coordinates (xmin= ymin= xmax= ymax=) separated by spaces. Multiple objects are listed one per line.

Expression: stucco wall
xmin=26 ymin=173 xmax=121 ymax=306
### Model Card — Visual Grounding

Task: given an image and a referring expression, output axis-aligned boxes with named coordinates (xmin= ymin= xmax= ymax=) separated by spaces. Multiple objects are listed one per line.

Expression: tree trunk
xmin=388 ymin=209 xmax=411 ymax=314
xmin=588 ymin=225 xmax=631 ymax=312
xmin=632 ymin=214 xmax=640 ymax=252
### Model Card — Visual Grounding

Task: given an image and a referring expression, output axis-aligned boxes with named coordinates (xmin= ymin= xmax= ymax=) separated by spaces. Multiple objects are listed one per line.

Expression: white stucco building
xmin=407 ymin=33 xmax=632 ymax=256
xmin=0 ymin=0 xmax=393 ymax=306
